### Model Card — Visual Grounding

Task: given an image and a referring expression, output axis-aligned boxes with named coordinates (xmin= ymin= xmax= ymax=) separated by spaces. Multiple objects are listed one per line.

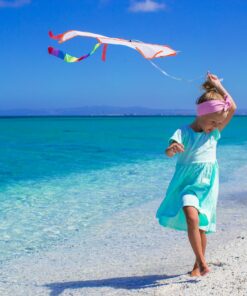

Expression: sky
xmin=0 ymin=0 xmax=246 ymax=110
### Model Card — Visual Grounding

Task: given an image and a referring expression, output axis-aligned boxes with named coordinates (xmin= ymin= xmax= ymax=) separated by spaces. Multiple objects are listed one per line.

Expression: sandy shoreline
xmin=0 ymin=185 xmax=247 ymax=296
xmin=0 ymin=162 xmax=247 ymax=296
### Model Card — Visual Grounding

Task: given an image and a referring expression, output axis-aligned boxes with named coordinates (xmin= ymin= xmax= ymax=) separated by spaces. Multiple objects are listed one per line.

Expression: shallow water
xmin=0 ymin=116 xmax=246 ymax=264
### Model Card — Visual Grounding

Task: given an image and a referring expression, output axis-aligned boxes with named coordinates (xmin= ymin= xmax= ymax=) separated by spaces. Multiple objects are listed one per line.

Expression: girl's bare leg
xmin=183 ymin=206 xmax=210 ymax=276
xmin=190 ymin=229 xmax=207 ymax=276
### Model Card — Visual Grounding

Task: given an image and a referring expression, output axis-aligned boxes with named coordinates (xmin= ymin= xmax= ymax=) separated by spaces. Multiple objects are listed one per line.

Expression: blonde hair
xmin=196 ymin=80 xmax=224 ymax=104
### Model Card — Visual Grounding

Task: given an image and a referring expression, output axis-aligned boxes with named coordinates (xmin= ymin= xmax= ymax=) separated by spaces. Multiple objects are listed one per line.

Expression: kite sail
xmin=48 ymin=30 xmax=177 ymax=63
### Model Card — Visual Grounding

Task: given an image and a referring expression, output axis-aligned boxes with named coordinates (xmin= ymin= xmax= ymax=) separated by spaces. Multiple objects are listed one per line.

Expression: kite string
xmin=148 ymin=60 xmax=224 ymax=83
xmin=149 ymin=60 xmax=206 ymax=83
xmin=148 ymin=60 xmax=183 ymax=81
xmin=132 ymin=38 xmax=218 ymax=83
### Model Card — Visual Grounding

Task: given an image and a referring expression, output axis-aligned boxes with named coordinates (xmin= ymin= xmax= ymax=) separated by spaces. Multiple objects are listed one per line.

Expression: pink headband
xmin=197 ymin=95 xmax=231 ymax=116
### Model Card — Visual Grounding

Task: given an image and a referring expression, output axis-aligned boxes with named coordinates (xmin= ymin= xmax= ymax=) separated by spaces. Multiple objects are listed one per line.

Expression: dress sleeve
xmin=212 ymin=128 xmax=221 ymax=141
xmin=168 ymin=128 xmax=183 ymax=145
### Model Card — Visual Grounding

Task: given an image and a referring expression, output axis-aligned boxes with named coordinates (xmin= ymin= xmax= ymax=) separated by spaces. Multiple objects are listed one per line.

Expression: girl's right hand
xmin=207 ymin=72 xmax=222 ymax=89
xmin=166 ymin=142 xmax=184 ymax=157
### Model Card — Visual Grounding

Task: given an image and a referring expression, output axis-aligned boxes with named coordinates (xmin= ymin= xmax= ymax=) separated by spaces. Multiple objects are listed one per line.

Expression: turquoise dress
xmin=156 ymin=124 xmax=221 ymax=234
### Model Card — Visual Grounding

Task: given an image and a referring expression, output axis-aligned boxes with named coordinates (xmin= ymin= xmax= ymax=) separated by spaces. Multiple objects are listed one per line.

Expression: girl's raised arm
xmin=208 ymin=73 xmax=237 ymax=132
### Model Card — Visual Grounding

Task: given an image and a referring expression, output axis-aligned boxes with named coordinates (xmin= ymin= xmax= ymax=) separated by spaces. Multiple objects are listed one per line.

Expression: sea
xmin=0 ymin=116 xmax=246 ymax=265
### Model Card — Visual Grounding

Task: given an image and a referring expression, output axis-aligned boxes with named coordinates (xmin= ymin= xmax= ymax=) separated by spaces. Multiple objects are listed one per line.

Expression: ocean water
xmin=0 ymin=116 xmax=246 ymax=264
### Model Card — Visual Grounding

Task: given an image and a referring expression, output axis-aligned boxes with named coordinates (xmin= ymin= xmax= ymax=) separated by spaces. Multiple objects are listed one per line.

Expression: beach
xmin=1 ymin=164 xmax=247 ymax=295
xmin=0 ymin=116 xmax=246 ymax=295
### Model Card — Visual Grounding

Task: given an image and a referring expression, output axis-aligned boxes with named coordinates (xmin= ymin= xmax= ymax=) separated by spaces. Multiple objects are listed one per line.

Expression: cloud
xmin=0 ymin=0 xmax=31 ymax=8
xmin=129 ymin=0 xmax=166 ymax=13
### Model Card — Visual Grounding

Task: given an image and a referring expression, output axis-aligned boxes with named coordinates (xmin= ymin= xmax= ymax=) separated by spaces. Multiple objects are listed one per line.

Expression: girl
xmin=156 ymin=73 xmax=237 ymax=277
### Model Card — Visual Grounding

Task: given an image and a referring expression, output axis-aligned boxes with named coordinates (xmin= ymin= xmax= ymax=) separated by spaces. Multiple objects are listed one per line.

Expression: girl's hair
xmin=196 ymin=80 xmax=224 ymax=104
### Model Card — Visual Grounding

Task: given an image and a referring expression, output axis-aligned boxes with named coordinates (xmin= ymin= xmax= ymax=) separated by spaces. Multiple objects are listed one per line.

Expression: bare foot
xmin=198 ymin=262 xmax=210 ymax=276
xmin=189 ymin=262 xmax=201 ymax=277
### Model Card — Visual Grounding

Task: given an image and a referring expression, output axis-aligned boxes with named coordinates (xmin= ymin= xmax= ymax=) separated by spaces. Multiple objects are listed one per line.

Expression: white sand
xmin=1 ymin=171 xmax=247 ymax=296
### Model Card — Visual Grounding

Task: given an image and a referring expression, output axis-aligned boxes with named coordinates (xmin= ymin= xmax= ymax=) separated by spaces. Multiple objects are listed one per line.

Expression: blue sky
xmin=0 ymin=0 xmax=246 ymax=110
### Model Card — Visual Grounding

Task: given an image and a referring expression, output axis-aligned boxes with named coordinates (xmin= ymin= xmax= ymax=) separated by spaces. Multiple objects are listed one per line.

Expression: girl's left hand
xmin=207 ymin=73 xmax=222 ymax=89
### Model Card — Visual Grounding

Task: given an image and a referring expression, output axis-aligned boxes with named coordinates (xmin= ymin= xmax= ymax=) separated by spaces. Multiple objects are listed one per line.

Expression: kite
xmin=48 ymin=30 xmax=177 ymax=63
xmin=48 ymin=30 xmax=222 ymax=82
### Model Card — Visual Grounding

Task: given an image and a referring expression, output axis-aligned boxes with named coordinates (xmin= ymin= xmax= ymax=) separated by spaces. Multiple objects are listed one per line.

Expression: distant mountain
xmin=0 ymin=105 xmax=246 ymax=116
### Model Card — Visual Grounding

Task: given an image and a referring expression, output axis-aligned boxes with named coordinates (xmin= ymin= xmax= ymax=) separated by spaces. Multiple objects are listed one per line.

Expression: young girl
xmin=156 ymin=73 xmax=237 ymax=277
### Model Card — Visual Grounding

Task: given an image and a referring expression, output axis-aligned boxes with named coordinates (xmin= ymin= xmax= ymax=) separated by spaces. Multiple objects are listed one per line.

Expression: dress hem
xmin=156 ymin=216 xmax=216 ymax=234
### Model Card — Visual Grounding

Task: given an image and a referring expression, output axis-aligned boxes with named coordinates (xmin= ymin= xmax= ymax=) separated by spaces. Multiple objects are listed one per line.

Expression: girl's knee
xmin=186 ymin=215 xmax=199 ymax=226
xmin=183 ymin=206 xmax=199 ymax=226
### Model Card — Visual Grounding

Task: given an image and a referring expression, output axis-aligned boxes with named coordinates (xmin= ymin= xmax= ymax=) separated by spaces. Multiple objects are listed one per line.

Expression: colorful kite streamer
xmin=48 ymin=43 xmax=102 ymax=63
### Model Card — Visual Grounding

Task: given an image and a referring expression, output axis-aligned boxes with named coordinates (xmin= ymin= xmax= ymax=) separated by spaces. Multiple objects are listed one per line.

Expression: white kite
xmin=48 ymin=30 xmax=177 ymax=63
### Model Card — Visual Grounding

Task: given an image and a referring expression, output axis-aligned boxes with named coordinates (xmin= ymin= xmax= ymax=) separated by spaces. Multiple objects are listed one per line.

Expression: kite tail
xmin=48 ymin=43 xmax=101 ymax=63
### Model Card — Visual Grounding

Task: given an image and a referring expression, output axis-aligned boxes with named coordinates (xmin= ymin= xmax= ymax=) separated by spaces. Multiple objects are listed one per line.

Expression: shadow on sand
xmin=43 ymin=273 xmax=199 ymax=296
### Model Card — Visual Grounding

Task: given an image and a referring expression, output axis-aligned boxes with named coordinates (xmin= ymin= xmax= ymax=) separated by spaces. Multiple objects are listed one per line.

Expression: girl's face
xmin=197 ymin=110 xmax=228 ymax=133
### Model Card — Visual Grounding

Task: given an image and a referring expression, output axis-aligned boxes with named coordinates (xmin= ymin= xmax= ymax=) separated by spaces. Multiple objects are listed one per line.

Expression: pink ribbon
xmin=197 ymin=95 xmax=231 ymax=116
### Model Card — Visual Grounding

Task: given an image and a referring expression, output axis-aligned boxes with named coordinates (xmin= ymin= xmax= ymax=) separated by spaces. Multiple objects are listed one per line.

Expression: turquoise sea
xmin=0 ymin=116 xmax=247 ymax=264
